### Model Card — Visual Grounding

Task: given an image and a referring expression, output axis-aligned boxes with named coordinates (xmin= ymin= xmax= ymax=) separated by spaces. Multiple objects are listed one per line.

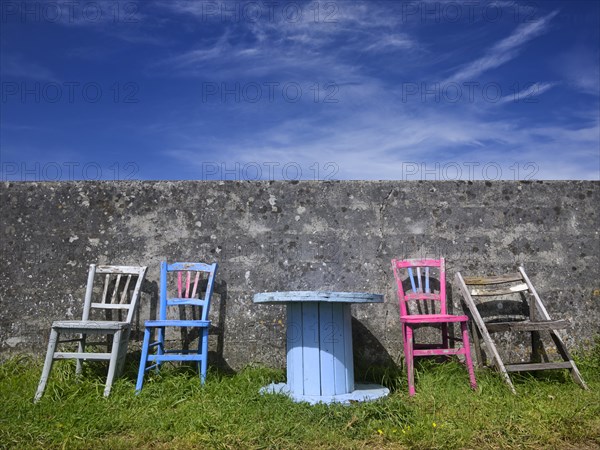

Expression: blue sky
xmin=1 ymin=0 xmax=599 ymax=181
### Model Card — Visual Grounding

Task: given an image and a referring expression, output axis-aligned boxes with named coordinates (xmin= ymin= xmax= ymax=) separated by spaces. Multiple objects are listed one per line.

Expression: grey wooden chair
xmin=34 ymin=264 xmax=147 ymax=402
xmin=455 ymin=267 xmax=587 ymax=394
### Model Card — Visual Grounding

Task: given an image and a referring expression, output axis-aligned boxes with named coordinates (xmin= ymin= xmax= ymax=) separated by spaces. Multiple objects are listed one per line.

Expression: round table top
xmin=253 ymin=291 xmax=384 ymax=304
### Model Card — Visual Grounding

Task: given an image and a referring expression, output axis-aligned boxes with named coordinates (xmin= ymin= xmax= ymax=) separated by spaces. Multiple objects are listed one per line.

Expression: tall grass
xmin=1 ymin=342 xmax=599 ymax=449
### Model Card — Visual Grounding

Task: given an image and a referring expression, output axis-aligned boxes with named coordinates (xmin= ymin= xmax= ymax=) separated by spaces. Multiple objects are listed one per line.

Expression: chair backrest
xmin=391 ymin=258 xmax=447 ymax=317
xmin=83 ymin=264 xmax=147 ymax=324
xmin=455 ymin=266 xmax=546 ymax=323
xmin=160 ymin=261 xmax=218 ymax=321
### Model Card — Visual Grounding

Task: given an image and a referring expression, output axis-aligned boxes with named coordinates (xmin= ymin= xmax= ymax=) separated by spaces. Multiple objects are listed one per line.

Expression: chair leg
xmin=76 ymin=333 xmax=87 ymax=375
xmin=406 ymin=325 xmax=415 ymax=396
xmin=104 ymin=330 xmax=122 ymax=397
xmin=34 ymin=328 xmax=58 ymax=403
xmin=115 ymin=329 xmax=130 ymax=378
xmin=531 ymin=330 xmax=543 ymax=363
xmin=461 ymin=322 xmax=477 ymax=390
xmin=549 ymin=331 xmax=588 ymax=390
xmin=567 ymin=362 xmax=589 ymax=390
xmin=136 ymin=327 xmax=152 ymax=393
xmin=471 ymin=316 xmax=516 ymax=394
xmin=157 ymin=326 xmax=165 ymax=371
xmin=199 ymin=327 xmax=209 ymax=384
xmin=401 ymin=323 xmax=408 ymax=368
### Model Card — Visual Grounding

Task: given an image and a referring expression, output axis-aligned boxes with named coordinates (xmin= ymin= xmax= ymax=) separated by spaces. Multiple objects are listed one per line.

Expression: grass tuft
xmin=1 ymin=341 xmax=599 ymax=449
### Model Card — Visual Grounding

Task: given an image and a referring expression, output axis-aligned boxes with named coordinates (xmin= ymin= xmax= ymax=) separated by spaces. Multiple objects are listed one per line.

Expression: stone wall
xmin=1 ymin=180 xmax=598 ymax=370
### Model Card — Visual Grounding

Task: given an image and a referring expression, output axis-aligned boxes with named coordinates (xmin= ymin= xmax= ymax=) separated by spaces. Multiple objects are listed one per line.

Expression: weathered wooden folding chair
xmin=136 ymin=261 xmax=218 ymax=392
xmin=34 ymin=264 xmax=147 ymax=402
xmin=391 ymin=258 xmax=477 ymax=396
xmin=455 ymin=267 xmax=588 ymax=394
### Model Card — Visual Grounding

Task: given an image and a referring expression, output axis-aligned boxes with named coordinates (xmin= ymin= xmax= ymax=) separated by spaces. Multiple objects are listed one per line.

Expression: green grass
xmin=1 ymin=341 xmax=599 ymax=450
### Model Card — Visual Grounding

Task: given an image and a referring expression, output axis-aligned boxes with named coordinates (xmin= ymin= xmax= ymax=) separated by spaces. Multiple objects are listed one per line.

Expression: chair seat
xmin=400 ymin=314 xmax=469 ymax=324
xmin=143 ymin=319 xmax=211 ymax=327
xmin=52 ymin=320 xmax=130 ymax=331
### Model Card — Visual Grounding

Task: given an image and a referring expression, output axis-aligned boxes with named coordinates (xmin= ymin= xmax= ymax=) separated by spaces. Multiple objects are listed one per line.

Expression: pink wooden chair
xmin=391 ymin=258 xmax=477 ymax=396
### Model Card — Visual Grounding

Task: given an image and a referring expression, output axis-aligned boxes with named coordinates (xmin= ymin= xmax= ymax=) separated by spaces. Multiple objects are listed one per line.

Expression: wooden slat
xmin=185 ymin=272 xmax=191 ymax=298
xmin=470 ymin=283 xmax=529 ymax=296
xmin=143 ymin=319 xmax=210 ymax=327
xmin=486 ymin=320 xmax=569 ymax=332
xmin=168 ymin=262 xmax=214 ymax=272
xmin=394 ymin=258 xmax=442 ymax=268
xmin=404 ymin=293 xmax=440 ymax=301
xmin=56 ymin=338 xmax=84 ymax=344
xmin=408 ymin=268 xmax=417 ymax=292
xmin=147 ymin=354 xmax=206 ymax=362
xmin=101 ymin=274 xmax=110 ymax=303
xmin=504 ymin=362 xmax=573 ymax=372
xmin=319 ymin=302 xmax=335 ymax=396
xmin=191 ymin=272 xmax=200 ymax=299
xmin=166 ymin=298 xmax=207 ymax=307
xmin=342 ymin=303 xmax=354 ymax=393
xmin=91 ymin=303 xmax=132 ymax=310
xmin=54 ymin=352 xmax=111 ymax=360
xmin=287 ymin=302 xmax=303 ymax=395
xmin=413 ymin=348 xmax=465 ymax=356
xmin=52 ymin=320 xmax=128 ymax=331
xmin=96 ymin=265 xmax=146 ymax=274
xmin=177 ymin=272 xmax=183 ymax=298
xmin=302 ymin=302 xmax=321 ymax=396
xmin=463 ymin=273 xmax=523 ymax=285
xmin=333 ymin=302 xmax=349 ymax=395
xmin=110 ymin=274 xmax=122 ymax=304
xmin=120 ymin=275 xmax=132 ymax=304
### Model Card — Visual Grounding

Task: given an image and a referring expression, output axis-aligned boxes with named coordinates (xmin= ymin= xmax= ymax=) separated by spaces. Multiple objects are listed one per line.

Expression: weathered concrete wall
xmin=1 ymin=181 xmax=599 ymax=370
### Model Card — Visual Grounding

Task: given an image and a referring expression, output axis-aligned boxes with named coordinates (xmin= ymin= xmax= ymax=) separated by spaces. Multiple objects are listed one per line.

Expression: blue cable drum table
xmin=253 ymin=291 xmax=389 ymax=405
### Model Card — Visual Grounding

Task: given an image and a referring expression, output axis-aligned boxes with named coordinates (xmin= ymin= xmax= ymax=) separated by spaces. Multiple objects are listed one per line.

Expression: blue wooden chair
xmin=136 ymin=261 xmax=218 ymax=392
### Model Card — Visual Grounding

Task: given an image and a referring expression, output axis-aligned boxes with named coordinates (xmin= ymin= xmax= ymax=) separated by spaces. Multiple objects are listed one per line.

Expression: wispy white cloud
xmin=152 ymin=4 xmax=599 ymax=180
xmin=444 ymin=10 xmax=559 ymax=83
xmin=4 ymin=0 xmax=598 ymax=181
xmin=364 ymin=34 xmax=416 ymax=52
xmin=498 ymin=81 xmax=557 ymax=103
xmin=157 ymin=0 xmax=418 ymax=79
xmin=167 ymin=31 xmax=232 ymax=66
xmin=161 ymin=95 xmax=600 ymax=180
